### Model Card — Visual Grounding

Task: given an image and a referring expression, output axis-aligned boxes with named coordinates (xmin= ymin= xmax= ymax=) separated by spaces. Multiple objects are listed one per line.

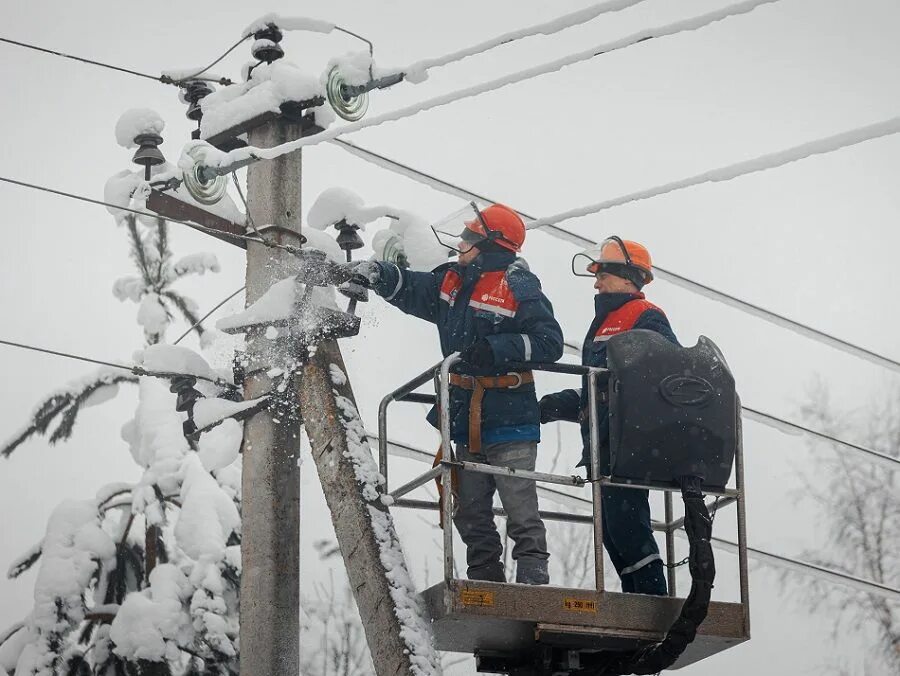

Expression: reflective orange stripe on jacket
xmin=593 ymin=299 xmax=664 ymax=342
xmin=439 ymin=270 xmax=519 ymax=318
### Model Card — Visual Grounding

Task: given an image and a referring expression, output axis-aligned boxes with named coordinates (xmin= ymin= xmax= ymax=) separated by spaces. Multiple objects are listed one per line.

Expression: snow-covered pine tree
xmin=0 ymin=110 xmax=245 ymax=676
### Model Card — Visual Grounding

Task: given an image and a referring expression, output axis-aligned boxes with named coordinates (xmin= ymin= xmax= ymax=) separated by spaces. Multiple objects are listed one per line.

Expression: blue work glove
xmin=539 ymin=395 xmax=563 ymax=424
xmin=337 ymin=260 xmax=382 ymax=288
xmin=459 ymin=340 xmax=495 ymax=369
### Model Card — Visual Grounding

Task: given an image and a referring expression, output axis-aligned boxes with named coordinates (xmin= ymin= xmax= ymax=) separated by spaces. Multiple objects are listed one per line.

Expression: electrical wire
xmin=230 ymin=171 xmax=263 ymax=237
xmin=0 ymin=338 xmax=233 ymax=389
xmin=166 ymin=36 xmax=248 ymax=85
xmin=330 ymin=139 xmax=900 ymax=376
xmin=527 ymin=115 xmax=900 ymax=230
xmin=0 ymin=36 xmax=234 ymax=86
xmin=173 ymin=286 xmax=246 ymax=345
xmin=398 ymin=0 xmax=649 ymax=80
xmin=0 ymin=175 xmax=300 ymax=256
xmin=742 ymin=406 xmax=899 ymax=471
xmin=210 ymin=0 xmax=783 ymax=175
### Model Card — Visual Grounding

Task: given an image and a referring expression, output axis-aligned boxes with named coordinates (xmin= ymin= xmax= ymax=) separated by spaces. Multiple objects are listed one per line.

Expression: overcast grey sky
xmin=2 ymin=0 xmax=899 ymax=673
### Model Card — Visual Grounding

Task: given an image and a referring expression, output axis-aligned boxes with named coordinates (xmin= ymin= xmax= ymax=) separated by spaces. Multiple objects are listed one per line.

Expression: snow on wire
xmin=526 ymin=115 xmax=900 ymax=230
xmin=204 ymin=0 xmax=783 ymax=175
xmin=399 ymin=0 xmax=649 ymax=83
xmin=0 ymin=337 xmax=236 ymax=391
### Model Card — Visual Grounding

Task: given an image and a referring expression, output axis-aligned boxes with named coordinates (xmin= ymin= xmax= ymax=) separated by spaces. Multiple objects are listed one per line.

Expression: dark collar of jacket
xmin=457 ymin=251 xmax=517 ymax=281
xmin=593 ymin=291 xmax=645 ymax=320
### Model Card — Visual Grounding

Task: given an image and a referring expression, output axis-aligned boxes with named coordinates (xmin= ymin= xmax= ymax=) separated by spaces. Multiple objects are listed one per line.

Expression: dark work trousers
xmin=601 ymin=485 xmax=667 ymax=595
xmin=453 ymin=441 xmax=549 ymax=580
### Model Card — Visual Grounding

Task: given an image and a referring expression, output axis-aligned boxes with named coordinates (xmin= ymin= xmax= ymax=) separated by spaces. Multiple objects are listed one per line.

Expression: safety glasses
xmin=570 ymin=236 xmax=631 ymax=277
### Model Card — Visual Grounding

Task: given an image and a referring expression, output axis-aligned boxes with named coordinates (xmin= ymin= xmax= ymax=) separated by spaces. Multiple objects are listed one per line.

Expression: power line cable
xmin=398 ymin=0 xmax=649 ymax=81
xmin=0 ymin=338 xmax=233 ymax=389
xmin=165 ymin=36 xmax=247 ymax=85
xmin=208 ymin=0 xmax=782 ymax=175
xmin=527 ymin=115 xmax=900 ymax=230
xmin=0 ymin=1 xmax=646 ymax=96
xmin=742 ymin=406 xmax=899 ymax=472
xmin=330 ymin=139 xmax=900 ymax=376
xmin=372 ymin=435 xmax=900 ymax=601
xmin=0 ymin=35 xmax=235 ymax=86
xmin=173 ymin=286 xmax=246 ymax=345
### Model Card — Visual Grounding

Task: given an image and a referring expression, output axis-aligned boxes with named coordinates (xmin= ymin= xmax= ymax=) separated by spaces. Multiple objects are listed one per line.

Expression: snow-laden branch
xmin=0 ymin=369 xmax=137 ymax=458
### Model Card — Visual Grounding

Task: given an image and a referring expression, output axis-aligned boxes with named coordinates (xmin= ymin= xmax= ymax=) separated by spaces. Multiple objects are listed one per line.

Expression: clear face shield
xmin=430 ymin=202 xmax=490 ymax=254
xmin=570 ymin=236 xmax=632 ymax=277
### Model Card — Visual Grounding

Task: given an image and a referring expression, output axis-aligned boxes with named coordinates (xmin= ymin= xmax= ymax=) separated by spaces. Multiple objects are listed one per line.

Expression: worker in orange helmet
xmin=540 ymin=237 xmax=678 ymax=596
xmin=342 ymin=202 xmax=564 ymax=585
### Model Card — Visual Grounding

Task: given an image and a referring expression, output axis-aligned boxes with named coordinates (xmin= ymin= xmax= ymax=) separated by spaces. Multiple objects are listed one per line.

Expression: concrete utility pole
xmin=240 ymin=116 xmax=305 ymax=675
xmin=239 ymin=115 xmax=438 ymax=676
xmin=227 ymin=27 xmax=437 ymax=674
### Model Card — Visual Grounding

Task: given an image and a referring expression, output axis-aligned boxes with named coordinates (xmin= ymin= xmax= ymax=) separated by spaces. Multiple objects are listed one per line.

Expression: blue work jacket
xmin=542 ymin=292 xmax=678 ymax=468
xmin=373 ymin=251 xmax=564 ymax=444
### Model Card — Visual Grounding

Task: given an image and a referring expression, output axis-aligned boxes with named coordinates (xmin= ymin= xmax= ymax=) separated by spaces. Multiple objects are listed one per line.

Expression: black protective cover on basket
xmin=605 ymin=330 xmax=737 ymax=491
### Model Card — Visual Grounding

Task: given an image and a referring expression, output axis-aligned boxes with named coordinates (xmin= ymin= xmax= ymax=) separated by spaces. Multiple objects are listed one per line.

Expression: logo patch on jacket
xmin=594 ymin=298 xmax=662 ymax=342
xmin=439 ymin=270 xmax=518 ymax=318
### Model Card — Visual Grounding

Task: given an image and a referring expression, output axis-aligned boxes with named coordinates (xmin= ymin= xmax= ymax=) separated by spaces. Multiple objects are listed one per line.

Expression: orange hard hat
xmin=464 ymin=204 xmax=525 ymax=252
xmin=572 ymin=236 xmax=654 ymax=285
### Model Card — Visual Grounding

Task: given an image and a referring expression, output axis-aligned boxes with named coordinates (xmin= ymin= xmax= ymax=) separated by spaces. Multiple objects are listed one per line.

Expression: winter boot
xmin=468 ymin=561 xmax=506 ymax=582
xmin=515 ymin=557 xmax=549 ymax=585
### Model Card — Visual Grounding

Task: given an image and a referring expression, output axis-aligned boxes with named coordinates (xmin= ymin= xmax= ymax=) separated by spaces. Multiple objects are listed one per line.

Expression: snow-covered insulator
xmin=372 ymin=229 xmax=409 ymax=269
xmin=334 ymin=219 xmax=364 ymax=259
xmin=251 ymin=25 xmax=284 ymax=63
xmin=182 ymin=144 xmax=228 ymax=205
xmin=183 ymin=81 xmax=214 ymax=121
xmin=325 ymin=66 xmax=369 ymax=122
xmin=169 ymin=374 xmax=203 ymax=437
xmin=132 ymin=133 xmax=165 ymax=180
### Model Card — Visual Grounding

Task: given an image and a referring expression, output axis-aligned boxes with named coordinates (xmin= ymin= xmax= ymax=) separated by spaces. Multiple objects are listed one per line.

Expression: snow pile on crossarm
xmin=115 ymin=109 xmax=165 ymax=149
xmin=328 ymin=366 xmax=440 ymax=675
xmin=217 ymin=276 xmax=296 ymax=331
xmin=200 ymin=60 xmax=334 ymax=139
xmin=192 ymin=396 xmax=266 ymax=431
xmin=217 ymin=252 xmax=340 ymax=335
xmin=13 ymin=500 xmax=115 ymax=675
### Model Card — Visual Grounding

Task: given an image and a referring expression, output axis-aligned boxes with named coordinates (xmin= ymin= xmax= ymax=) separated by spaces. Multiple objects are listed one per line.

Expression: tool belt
xmin=448 ymin=371 xmax=534 ymax=453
